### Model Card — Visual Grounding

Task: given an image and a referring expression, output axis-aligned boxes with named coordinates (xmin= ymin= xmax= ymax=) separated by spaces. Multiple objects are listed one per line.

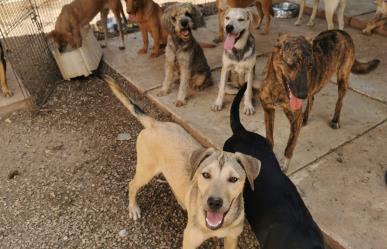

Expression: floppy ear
xmin=189 ymin=147 xmax=215 ymax=179
xmin=161 ymin=5 xmax=174 ymax=33
xmin=235 ymin=152 xmax=261 ymax=190
xmin=191 ymin=5 xmax=205 ymax=29
xmin=248 ymin=9 xmax=260 ymax=32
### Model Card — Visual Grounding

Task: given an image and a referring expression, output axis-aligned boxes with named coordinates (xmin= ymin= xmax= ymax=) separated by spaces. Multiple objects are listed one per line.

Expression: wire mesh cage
xmin=0 ymin=0 xmax=64 ymax=107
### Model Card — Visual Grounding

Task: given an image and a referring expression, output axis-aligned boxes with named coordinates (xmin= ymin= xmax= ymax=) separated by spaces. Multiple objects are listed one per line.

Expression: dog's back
xmin=223 ymin=85 xmax=325 ymax=249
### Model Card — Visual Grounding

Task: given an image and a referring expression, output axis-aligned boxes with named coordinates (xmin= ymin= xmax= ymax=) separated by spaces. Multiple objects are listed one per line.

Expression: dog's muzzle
xmin=225 ymin=24 xmax=234 ymax=34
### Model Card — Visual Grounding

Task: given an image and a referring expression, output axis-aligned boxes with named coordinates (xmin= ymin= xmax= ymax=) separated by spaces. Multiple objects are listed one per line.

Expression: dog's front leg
xmin=212 ymin=65 xmax=228 ymax=111
xmin=150 ymin=26 xmax=161 ymax=58
xmin=282 ymin=108 xmax=303 ymax=172
xmin=307 ymin=0 xmax=320 ymax=26
xmin=0 ymin=63 xmax=11 ymax=97
xmin=138 ymin=26 xmax=148 ymax=54
xmin=100 ymin=9 xmax=109 ymax=48
xmin=243 ymin=69 xmax=255 ymax=115
xmin=112 ymin=8 xmax=125 ymax=50
xmin=262 ymin=103 xmax=275 ymax=148
xmin=224 ymin=236 xmax=239 ymax=249
xmin=295 ymin=0 xmax=305 ymax=25
xmin=158 ymin=46 xmax=175 ymax=97
xmin=182 ymin=224 xmax=206 ymax=249
xmin=176 ymin=61 xmax=190 ymax=107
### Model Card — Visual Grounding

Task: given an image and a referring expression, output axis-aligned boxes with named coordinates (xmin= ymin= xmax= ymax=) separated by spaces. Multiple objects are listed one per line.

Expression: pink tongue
xmin=289 ymin=91 xmax=303 ymax=111
xmin=206 ymin=212 xmax=223 ymax=226
xmin=128 ymin=14 xmax=134 ymax=21
xmin=224 ymin=34 xmax=236 ymax=50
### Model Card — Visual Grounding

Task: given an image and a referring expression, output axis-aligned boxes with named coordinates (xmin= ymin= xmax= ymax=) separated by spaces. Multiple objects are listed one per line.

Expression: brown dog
xmin=259 ymin=30 xmax=380 ymax=172
xmin=362 ymin=0 xmax=387 ymax=35
xmin=214 ymin=0 xmax=272 ymax=43
xmin=126 ymin=0 xmax=168 ymax=58
xmin=0 ymin=42 xmax=11 ymax=97
xmin=49 ymin=0 xmax=126 ymax=52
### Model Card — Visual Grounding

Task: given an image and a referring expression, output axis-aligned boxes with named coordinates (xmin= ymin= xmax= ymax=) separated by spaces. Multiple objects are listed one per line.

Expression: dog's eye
xmin=237 ymin=18 xmax=245 ymax=22
xmin=228 ymin=177 xmax=238 ymax=183
xmin=225 ymin=16 xmax=230 ymax=20
xmin=202 ymin=172 xmax=211 ymax=179
xmin=171 ymin=16 xmax=176 ymax=22
xmin=185 ymin=11 xmax=191 ymax=18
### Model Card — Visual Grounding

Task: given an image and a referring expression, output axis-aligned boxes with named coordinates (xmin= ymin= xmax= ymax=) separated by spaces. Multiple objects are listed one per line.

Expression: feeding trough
xmin=272 ymin=2 xmax=299 ymax=19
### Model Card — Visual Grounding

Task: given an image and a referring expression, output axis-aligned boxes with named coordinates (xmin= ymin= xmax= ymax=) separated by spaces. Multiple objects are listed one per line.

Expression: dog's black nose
xmin=225 ymin=24 xmax=234 ymax=33
xmin=207 ymin=197 xmax=223 ymax=211
xmin=180 ymin=19 xmax=189 ymax=27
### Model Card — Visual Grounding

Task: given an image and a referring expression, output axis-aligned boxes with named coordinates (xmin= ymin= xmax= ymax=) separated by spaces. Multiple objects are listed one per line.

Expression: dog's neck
xmin=226 ymin=33 xmax=255 ymax=62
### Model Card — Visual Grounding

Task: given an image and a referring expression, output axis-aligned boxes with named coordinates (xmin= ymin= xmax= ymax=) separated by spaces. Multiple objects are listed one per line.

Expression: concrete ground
xmin=102 ymin=12 xmax=387 ymax=249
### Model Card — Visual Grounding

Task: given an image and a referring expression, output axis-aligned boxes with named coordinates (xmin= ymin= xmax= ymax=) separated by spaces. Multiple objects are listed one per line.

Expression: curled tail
xmin=351 ymin=59 xmax=380 ymax=74
xmin=102 ymin=75 xmax=155 ymax=128
xmin=230 ymin=83 xmax=247 ymax=134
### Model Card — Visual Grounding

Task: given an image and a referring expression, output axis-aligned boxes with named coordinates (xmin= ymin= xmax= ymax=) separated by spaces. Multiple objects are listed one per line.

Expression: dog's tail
xmin=102 ymin=74 xmax=155 ymax=128
xmin=351 ymin=59 xmax=380 ymax=74
xmin=230 ymin=83 xmax=248 ymax=134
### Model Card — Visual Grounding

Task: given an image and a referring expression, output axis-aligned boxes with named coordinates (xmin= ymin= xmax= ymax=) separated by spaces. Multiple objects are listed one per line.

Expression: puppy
xmin=0 ymin=42 xmax=11 ymax=97
xmin=212 ymin=8 xmax=259 ymax=115
xmin=362 ymin=0 xmax=387 ymax=35
xmin=49 ymin=0 xmax=126 ymax=51
xmin=215 ymin=0 xmax=273 ymax=43
xmin=125 ymin=0 xmax=168 ymax=58
xmin=295 ymin=0 xmax=347 ymax=30
xmin=259 ymin=30 xmax=380 ymax=171
xmin=157 ymin=3 xmax=212 ymax=107
xmin=223 ymin=84 xmax=325 ymax=249
xmin=102 ymin=75 xmax=261 ymax=249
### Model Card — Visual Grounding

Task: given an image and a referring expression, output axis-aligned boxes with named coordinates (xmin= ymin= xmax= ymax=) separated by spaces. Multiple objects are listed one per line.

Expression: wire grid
xmin=0 ymin=0 xmax=61 ymax=107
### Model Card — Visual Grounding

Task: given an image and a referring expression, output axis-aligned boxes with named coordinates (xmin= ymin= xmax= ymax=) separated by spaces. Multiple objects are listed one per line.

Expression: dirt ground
xmin=0 ymin=68 xmax=258 ymax=249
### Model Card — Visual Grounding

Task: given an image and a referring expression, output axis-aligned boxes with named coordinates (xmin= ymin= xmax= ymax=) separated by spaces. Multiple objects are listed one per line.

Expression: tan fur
xmin=214 ymin=0 xmax=272 ymax=43
xmin=102 ymin=75 xmax=260 ymax=249
xmin=48 ymin=0 xmax=126 ymax=51
xmin=126 ymin=0 xmax=168 ymax=58
xmin=362 ymin=0 xmax=387 ymax=35
xmin=0 ymin=43 xmax=11 ymax=97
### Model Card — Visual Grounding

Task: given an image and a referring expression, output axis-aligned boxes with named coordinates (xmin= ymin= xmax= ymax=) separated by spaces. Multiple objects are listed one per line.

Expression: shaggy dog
xmin=157 ymin=3 xmax=212 ymax=107
xmin=49 ymin=0 xmax=126 ymax=51
xmin=259 ymin=30 xmax=380 ymax=171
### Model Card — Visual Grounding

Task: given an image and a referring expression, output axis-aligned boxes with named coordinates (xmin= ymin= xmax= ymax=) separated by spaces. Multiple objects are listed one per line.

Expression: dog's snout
xmin=180 ymin=19 xmax=189 ymax=27
xmin=225 ymin=24 xmax=234 ymax=33
xmin=207 ymin=197 xmax=223 ymax=211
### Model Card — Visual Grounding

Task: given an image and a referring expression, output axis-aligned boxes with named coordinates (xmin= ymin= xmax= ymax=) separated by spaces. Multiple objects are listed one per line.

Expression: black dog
xmin=223 ymin=84 xmax=325 ymax=249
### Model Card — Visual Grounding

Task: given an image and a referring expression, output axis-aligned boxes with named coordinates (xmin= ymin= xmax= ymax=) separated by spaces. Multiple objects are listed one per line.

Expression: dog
xmin=0 ymin=42 xmax=11 ymax=97
xmin=157 ymin=3 xmax=212 ymax=107
xmin=215 ymin=0 xmax=273 ymax=43
xmin=212 ymin=7 xmax=259 ymax=115
xmin=362 ymin=0 xmax=387 ymax=35
xmin=125 ymin=0 xmax=168 ymax=58
xmin=259 ymin=30 xmax=380 ymax=172
xmin=48 ymin=0 xmax=126 ymax=52
xmin=295 ymin=0 xmax=347 ymax=30
xmin=102 ymin=74 xmax=261 ymax=249
xmin=223 ymin=84 xmax=326 ymax=249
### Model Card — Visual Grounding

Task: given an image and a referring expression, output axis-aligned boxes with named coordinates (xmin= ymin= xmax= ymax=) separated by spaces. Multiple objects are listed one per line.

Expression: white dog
xmin=212 ymin=7 xmax=259 ymax=115
xmin=295 ymin=0 xmax=347 ymax=30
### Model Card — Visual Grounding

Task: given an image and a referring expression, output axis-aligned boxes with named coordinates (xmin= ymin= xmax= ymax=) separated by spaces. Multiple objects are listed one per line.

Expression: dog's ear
xmin=189 ymin=147 xmax=215 ymax=179
xmin=190 ymin=4 xmax=205 ymax=29
xmin=161 ymin=6 xmax=174 ymax=33
xmin=235 ymin=152 xmax=261 ymax=190
xmin=247 ymin=9 xmax=260 ymax=32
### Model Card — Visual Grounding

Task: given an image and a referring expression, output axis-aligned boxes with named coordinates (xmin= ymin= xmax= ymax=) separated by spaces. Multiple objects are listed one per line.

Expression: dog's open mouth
xmin=205 ymin=211 xmax=225 ymax=230
xmin=180 ymin=28 xmax=191 ymax=38
xmin=285 ymin=81 xmax=303 ymax=111
xmin=224 ymin=30 xmax=244 ymax=50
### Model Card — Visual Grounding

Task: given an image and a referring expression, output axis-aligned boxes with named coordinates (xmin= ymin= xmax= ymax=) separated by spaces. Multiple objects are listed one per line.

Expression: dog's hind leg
xmin=112 ymin=7 xmax=125 ymax=49
xmin=295 ymin=0 xmax=305 ymax=25
xmin=325 ymin=0 xmax=340 ymax=30
xmin=255 ymin=1 xmax=264 ymax=30
xmin=260 ymin=1 xmax=272 ymax=35
xmin=337 ymin=0 xmax=347 ymax=30
xmin=100 ymin=9 xmax=109 ymax=48
xmin=283 ymin=108 xmax=303 ymax=172
xmin=0 ymin=61 xmax=11 ymax=97
xmin=307 ymin=0 xmax=320 ymax=26
xmin=303 ymin=95 xmax=315 ymax=126
xmin=331 ymin=72 xmax=349 ymax=129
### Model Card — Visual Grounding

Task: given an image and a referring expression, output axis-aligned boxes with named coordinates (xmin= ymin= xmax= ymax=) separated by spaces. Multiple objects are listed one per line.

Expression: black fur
xmin=223 ymin=85 xmax=325 ymax=249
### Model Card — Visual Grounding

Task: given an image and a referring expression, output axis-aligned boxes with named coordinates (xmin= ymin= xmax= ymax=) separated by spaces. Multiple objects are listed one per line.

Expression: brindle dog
xmin=0 ymin=42 xmax=11 ymax=97
xmin=259 ymin=30 xmax=380 ymax=172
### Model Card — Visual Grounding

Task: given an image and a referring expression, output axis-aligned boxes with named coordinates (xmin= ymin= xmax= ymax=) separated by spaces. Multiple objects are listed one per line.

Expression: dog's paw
xmin=279 ymin=157 xmax=290 ymax=173
xmin=176 ymin=100 xmax=186 ymax=107
xmin=100 ymin=44 xmax=107 ymax=48
xmin=307 ymin=21 xmax=315 ymax=27
xmin=119 ymin=46 xmax=125 ymax=50
xmin=2 ymin=90 xmax=12 ymax=97
xmin=362 ymin=28 xmax=372 ymax=35
xmin=138 ymin=48 xmax=147 ymax=54
xmin=157 ymin=89 xmax=169 ymax=97
xmin=128 ymin=204 xmax=141 ymax=220
xmin=294 ymin=20 xmax=301 ymax=26
xmin=150 ymin=52 xmax=159 ymax=58
xmin=260 ymin=31 xmax=269 ymax=35
xmin=330 ymin=121 xmax=340 ymax=129
xmin=243 ymin=104 xmax=255 ymax=115
xmin=211 ymin=100 xmax=223 ymax=112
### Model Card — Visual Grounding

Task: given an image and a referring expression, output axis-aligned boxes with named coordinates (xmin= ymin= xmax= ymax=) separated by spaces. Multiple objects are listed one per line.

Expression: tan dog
xmin=362 ymin=0 xmax=387 ymax=35
xmin=214 ymin=0 xmax=273 ymax=42
xmin=0 ymin=42 xmax=11 ymax=97
xmin=102 ymin=75 xmax=260 ymax=249
xmin=126 ymin=0 xmax=168 ymax=58
xmin=49 ymin=0 xmax=126 ymax=52
xmin=259 ymin=30 xmax=379 ymax=171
